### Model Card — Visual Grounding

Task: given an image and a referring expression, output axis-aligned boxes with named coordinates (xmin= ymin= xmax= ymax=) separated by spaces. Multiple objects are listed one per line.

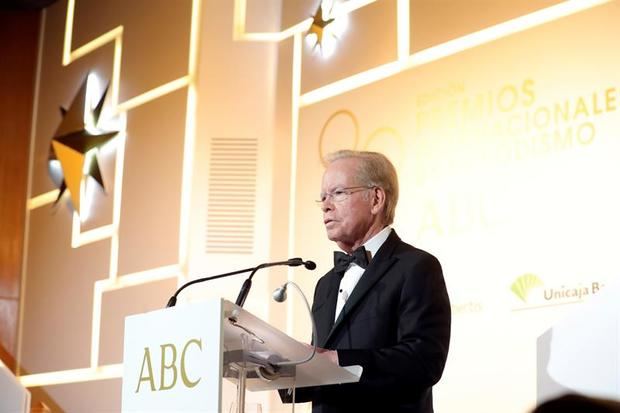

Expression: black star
xmin=48 ymin=74 xmax=117 ymax=216
xmin=307 ymin=2 xmax=335 ymax=50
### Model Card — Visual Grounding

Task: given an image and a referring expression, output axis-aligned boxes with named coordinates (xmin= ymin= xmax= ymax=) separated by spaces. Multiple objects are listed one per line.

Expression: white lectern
xmin=0 ymin=359 xmax=30 ymax=413
xmin=122 ymin=298 xmax=362 ymax=412
xmin=537 ymin=280 xmax=620 ymax=404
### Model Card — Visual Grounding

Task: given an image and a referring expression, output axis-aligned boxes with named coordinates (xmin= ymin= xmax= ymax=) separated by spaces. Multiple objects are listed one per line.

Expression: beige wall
xmin=16 ymin=0 xmax=620 ymax=412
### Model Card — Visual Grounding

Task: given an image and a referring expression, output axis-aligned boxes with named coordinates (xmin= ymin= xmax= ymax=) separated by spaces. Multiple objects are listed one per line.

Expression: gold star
xmin=48 ymin=74 xmax=117 ymax=216
xmin=307 ymin=2 xmax=335 ymax=50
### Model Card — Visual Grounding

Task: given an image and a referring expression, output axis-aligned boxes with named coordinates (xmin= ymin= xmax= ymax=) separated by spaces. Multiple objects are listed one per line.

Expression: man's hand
xmin=317 ymin=347 xmax=339 ymax=365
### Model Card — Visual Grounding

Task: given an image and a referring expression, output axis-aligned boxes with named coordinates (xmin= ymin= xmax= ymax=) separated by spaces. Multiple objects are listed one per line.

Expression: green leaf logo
xmin=511 ymin=273 xmax=544 ymax=302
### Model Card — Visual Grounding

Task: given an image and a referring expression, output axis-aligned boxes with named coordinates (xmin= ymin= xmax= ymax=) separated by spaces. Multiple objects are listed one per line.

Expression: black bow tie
xmin=333 ymin=246 xmax=369 ymax=275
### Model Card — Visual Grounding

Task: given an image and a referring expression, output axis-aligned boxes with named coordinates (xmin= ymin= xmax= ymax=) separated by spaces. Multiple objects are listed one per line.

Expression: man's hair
xmin=326 ymin=150 xmax=399 ymax=225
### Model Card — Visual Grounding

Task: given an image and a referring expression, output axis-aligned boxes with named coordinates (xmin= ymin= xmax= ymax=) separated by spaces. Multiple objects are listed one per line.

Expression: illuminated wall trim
xmin=299 ymin=0 xmax=612 ymax=107
xmin=18 ymin=0 xmax=203 ymax=388
xmin=89 ymin=265 xmax=182 ymax=369
xmin=232 ymin=0 xmax=376 ymax=42
xmin=396 ymin=0 xmax=409 ymax=61
xmin=116 ymin=76 xmax=191 ymax=113
xmin=26 ymin=189 xmax=59 ymax=209
xmin=19 ymin=364 xmax=123 ymax=388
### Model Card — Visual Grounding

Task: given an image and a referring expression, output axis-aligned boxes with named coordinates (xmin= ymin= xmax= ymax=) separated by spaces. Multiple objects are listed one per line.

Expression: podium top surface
xmin=221 ymin=300 xmax=362 ymax=391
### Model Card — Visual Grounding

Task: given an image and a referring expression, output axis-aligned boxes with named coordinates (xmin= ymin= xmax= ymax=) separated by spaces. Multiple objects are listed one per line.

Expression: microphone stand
xmin=235 ymin=258 xmax=314 ymax=307
xmin=165 ymin=258 xmax=316 ymax=308
xmin=166 ymin=267 xmax=255 ymax=308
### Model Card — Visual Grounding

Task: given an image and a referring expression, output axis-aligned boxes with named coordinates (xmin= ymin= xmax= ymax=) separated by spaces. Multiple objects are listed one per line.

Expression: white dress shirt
xmin=334 ymin=226 xmax=392 ymax=321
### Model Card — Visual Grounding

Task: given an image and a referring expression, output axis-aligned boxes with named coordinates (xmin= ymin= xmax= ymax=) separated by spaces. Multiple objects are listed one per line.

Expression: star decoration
xmin=307 ymin=1 xmax=335 ymax=50
xmin=48 ymin=75 xmax=117 ymax=217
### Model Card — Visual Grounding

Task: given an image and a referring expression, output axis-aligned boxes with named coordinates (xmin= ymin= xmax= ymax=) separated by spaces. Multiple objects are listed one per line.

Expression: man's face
xmin=320 ymin=158 xmax=375 ymax=252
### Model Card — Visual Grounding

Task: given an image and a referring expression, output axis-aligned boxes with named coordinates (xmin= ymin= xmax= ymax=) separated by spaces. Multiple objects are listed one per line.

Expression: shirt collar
xmin=362 ymin=226 xmax=392 ymax=260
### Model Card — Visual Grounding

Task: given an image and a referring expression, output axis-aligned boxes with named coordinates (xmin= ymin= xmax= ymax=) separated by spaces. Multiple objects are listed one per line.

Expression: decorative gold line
xmin=88 ymin=264 xmax=181 ymax=370
xmin=27 ymin=190 xmax=59 ymax=210
xmin=233 ymin=0 xmax=375 ymax=42
xmin=100 ymin=265 xmax=181 ymax=292
xmin=233 ymin=0 xmax=311 ymax=41
xmin=109 ymin=131 xmax=126 ymax=280
xmin=115 ymin=76 xmax=191 ymax=113
xmin=90 ymin=282 xmax=102 ymax=368
xmin=110 ymin=34 xmax=123 ymax=112
xmin=62 ymin=0 xmax=124 ymax=66
xmin=187 ymin=0 xmax=202 ymax=79
xmin=330 ymin=0 xmax=376 ymax=18
xmin=299 ymin=0 xmax=611 ymax=107
xmin=236 ymin=20 xmax=312 ymax=42
xmin=18 ymin=364 xmax=123 ymax=387
xmin=62 ymin=0 xmax=74 ymax=65
xmin=26 ymin=0 xmax=202 ymax=386
xmin=178 ymin=0 xmax=202 ymax=276
xmin=232 ymin=0 xmax=246 ymax=39
xmin=72 ymin=224 xmax=115 ymax=248
xmin=69 ymin=26 xmax=123 ymax=63
xmin=396 ymin=0 xmax=409 ymax=61
xmin=286 ymin=32 xmax=303 ymax=336
xmin=511 ymin=300 xmax=583 ymax=312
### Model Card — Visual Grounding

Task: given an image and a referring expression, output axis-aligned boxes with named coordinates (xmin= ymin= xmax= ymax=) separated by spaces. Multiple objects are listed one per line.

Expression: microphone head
xmin=287 ymin=258 xmax=303 ymax=267
xmin=273 ymin=286 xmax=287 ymax=302
xmin=166 ymin=296 xmax=177 ymax=308
xmin=304 ymin=260 xmax=317 ymax=270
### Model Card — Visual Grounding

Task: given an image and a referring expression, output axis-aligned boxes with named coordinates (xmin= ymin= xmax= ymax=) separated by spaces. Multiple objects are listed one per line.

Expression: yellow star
xmin=48 ymin=74 xmax=117 ymax=216
xmin=307 ymin=2 xmax=335 ymax=50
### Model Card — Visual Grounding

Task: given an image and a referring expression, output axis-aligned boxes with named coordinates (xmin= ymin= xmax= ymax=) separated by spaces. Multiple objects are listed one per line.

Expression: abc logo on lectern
xmin=135 ymin=338 xmax=203 ymax=393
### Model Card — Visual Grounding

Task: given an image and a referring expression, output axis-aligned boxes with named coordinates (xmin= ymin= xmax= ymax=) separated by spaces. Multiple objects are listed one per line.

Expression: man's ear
xmin=370 ymin=186 xmax=386 ymax=216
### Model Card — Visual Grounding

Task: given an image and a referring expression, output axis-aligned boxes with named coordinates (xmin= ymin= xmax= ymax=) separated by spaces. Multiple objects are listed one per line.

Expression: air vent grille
xmin=206 ymin=138 xmax=257 ymax=254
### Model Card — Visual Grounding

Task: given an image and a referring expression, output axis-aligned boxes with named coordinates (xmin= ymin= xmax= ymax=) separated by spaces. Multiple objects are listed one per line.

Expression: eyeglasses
xmin=315 ymin=186 xmax=375 ymax=204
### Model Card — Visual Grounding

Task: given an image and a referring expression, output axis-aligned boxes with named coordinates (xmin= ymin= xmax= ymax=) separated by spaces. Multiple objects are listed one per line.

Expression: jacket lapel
xmin=315 ymin=271 xmax=340 ymax=346
xmin=323 ymin=230 xmax=401 ymax=347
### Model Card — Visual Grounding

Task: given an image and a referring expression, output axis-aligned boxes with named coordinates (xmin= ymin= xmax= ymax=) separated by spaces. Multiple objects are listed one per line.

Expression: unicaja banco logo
xmin=510 ymin=273 xmax=605 ymax=309
xmin=510 ymin=273 xmax=544 ymax=303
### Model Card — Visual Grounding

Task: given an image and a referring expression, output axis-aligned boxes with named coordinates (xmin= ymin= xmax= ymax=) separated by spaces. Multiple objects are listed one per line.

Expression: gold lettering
xmin=554 ymin=100 xmax=570 ymax=123
xmin=574 ymin=97 xmax=589 ymax=119
xmin=533 ymin=107 xmax=551 ymax=130
xmin=135 ymin=347 xmax=156 ymax=393
xmin=577 ymin=122 xmax=595 ymax=145
xmin=553 ymin=127 xmax=573 ymax=150
xmin=417 ymin=200 xmax=443 ymax=237
xmin=507 ymin=113 xmax=524 ymax=136
xmin=497 ymin=84 xmax=518 ymax=112
xmin=592 ymin=92 xmax=603 ymax=115
xmin=181 ymin=339 xmax=203 ymax=388
xmin=160 ymin=343 xmax=178 ymax=391
xmin=605 ymin=88 xmax=616 ymax=112
xmin=522 ymin=79 xmax=536 ymax=107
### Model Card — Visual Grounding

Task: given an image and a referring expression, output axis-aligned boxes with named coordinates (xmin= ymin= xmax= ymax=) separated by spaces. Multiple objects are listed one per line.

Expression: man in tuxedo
xmin=284 ymin=150 xmax=451 ymax=413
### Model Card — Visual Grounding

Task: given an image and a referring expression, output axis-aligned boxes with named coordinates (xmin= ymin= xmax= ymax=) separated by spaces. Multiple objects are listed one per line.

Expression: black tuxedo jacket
xmin=282 ymin=230 xmax=451 ymax=413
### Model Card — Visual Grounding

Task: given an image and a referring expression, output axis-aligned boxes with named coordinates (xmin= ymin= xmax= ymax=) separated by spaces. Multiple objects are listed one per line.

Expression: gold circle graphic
xmin=364 ymin=126 xmax=405 ymax=167
xmin=318 ymin=109 xmax=359 ymax=166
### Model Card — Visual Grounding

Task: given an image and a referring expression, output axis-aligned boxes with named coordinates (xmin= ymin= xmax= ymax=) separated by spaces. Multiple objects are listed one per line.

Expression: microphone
xmin=165 ymin=258 xmax=316 ymax=308
xmin=283 ymin=257 xmax=316 ymax=270
xmin=272 ymin=286 xmax=287 ymax=302
xmin=234 ymin=258 xmax=316 ymax=307
xmin=270 ymin=281 xmax=318 ymax=368
xmin=166 ymin=266 xmax=252 ymax=308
